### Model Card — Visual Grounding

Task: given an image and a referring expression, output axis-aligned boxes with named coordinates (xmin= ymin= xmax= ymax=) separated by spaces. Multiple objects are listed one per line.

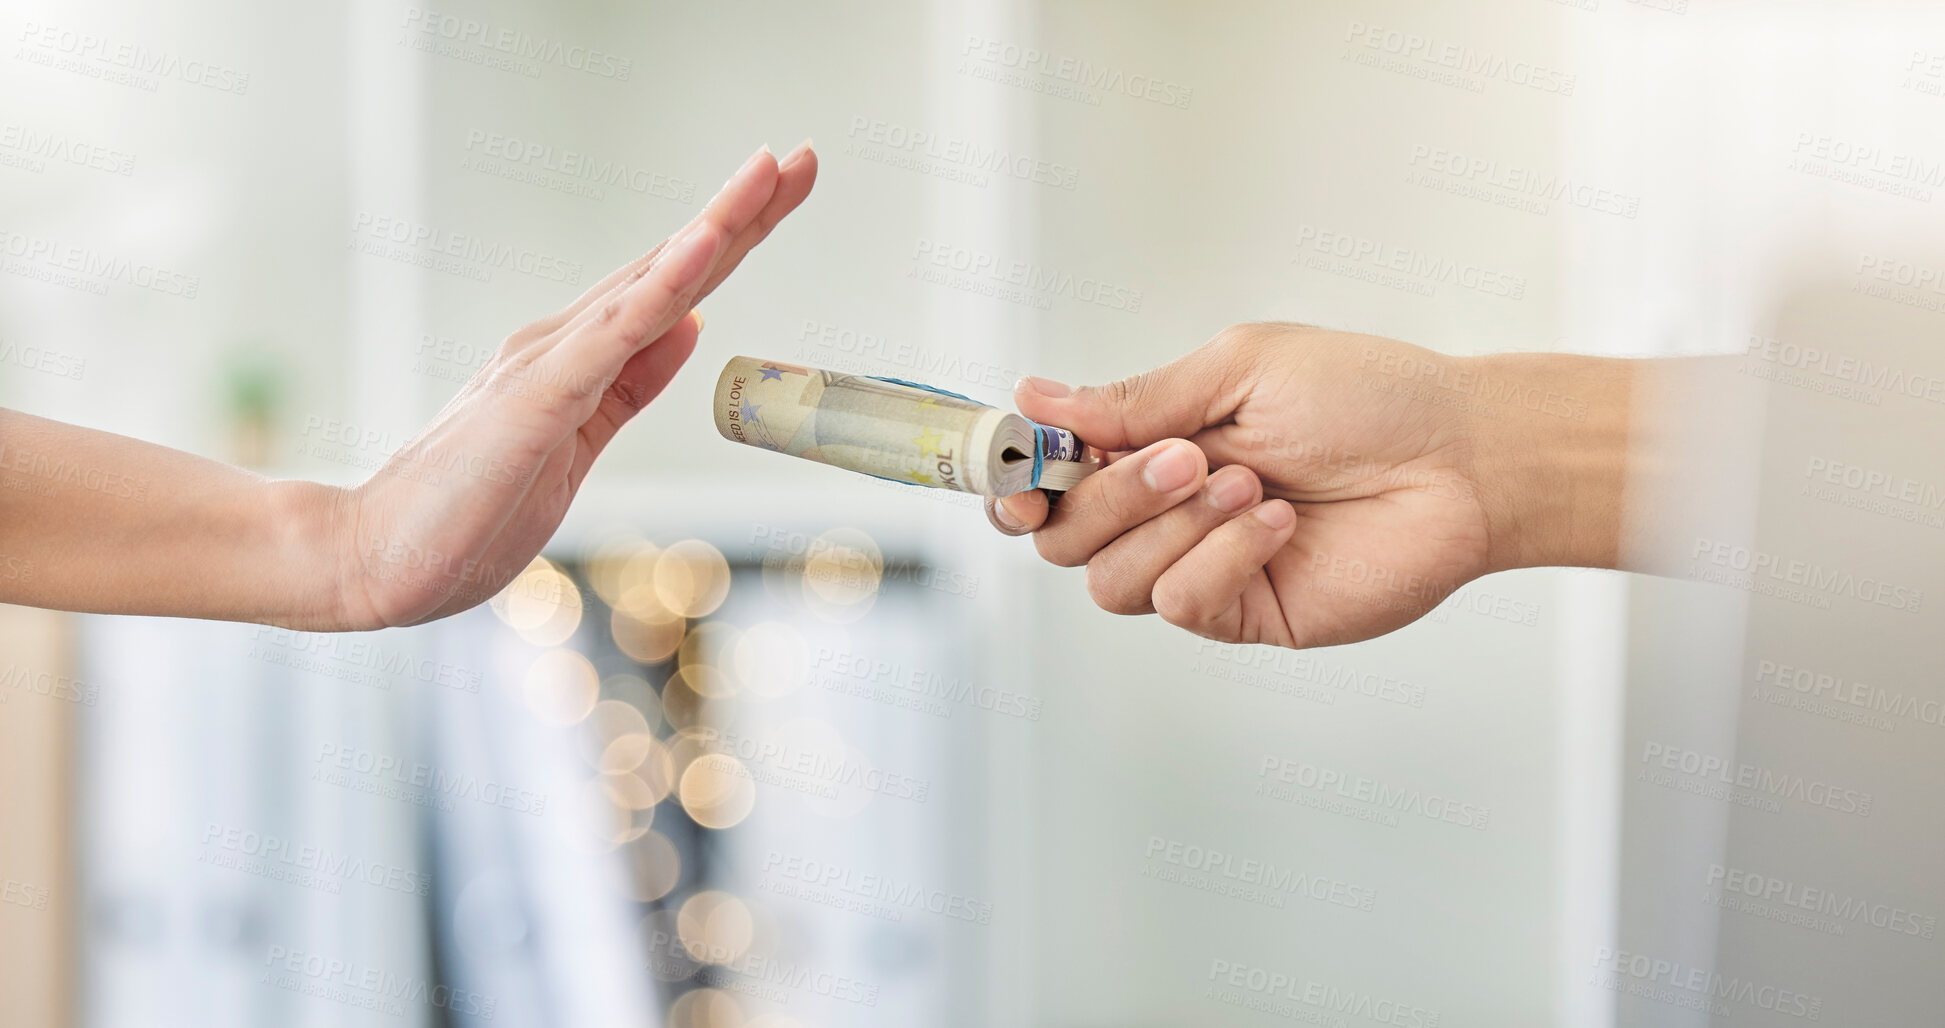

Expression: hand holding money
xmin=986 ymin=323 xmax=1631 ymax=650
xmin=711 ymin=356 xmax=1099 ymax=496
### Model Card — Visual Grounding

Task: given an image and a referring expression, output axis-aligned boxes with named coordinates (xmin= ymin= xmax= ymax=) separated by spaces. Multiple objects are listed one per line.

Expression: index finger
xmin=538 ymin=219 xmax=727 ymax=400
xmin=547 ymin=145 xmax=783 ymax=343
xmin=536 ymin=145 xmax=816 ymax=405
xmin=694 ymin=142 xmax=818 ymax=299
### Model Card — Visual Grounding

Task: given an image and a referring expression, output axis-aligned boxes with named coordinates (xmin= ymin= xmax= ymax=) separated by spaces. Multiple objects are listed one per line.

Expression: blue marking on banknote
xmin=864 ymin=372 xmax=1086 ymax=490
xmin=1034 ymin=424 xmax=1084 ymax=463
xmin=1030 ymin=424 xmax=1086 ymax=489
xmin=864 ymin=375 xmax=979 ymax=404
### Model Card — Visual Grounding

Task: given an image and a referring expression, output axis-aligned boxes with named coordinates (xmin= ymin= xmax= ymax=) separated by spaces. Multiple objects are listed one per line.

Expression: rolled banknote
xmin=712 ymin=356 xmax=1098 ymax=496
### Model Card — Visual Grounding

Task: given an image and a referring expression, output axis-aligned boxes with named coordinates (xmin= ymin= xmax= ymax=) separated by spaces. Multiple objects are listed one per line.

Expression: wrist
xmin=1467 ymin=352 xmax=1633 ymax=573
xmin=261 ymin=479 xmax=364 ymax=631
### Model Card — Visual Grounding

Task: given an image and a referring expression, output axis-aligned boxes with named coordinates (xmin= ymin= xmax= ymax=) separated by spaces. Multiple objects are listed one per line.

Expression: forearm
xmin=1468 ymin=352 xmax=1633 ymax=573
xmin=1467 ymin=351 xmax=1759 ymax=576
xmin=0 ymin=409 xmax=345 ymax=627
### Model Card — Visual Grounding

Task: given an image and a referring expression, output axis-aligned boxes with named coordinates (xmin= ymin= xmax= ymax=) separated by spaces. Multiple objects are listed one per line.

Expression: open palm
xmin=332 ymin=144 xmax=817 ymax=630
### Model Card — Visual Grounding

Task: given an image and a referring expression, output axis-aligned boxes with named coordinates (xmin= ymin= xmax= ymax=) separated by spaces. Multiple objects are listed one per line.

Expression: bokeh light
xmin=679 ymin=754 xmax=757 ymax=829
xmin=601 ymin=673 xmax=665 ymax=733
xmin=596 ymin=769 xmax=661 ymax=814
xmin=668 ymin=987 xmax=743 ymax=1028
xmin=660 ymin=666 xmax=736 ymax=731
xmin=602 ymin=540 xmax=690 ymax=639
xmin=600 ymin=732 xmax=657 ymax=776
xmin=612 ymin=604 xmax=687 ymax=663
xmin=678 ymin=621 xmax=743 ymax=676
xmin=578 ymin=698 xmax=651 ymax=769
xmin=576 ymin=774 xmax=654 ymax=849
xmin=618 ymin=830 xmax=683 ymax=903
xmin=802 ymin=528 xmax=882 ymax=622
xmin=803 ymin=528 xmax=881 ymax=602
xmin=655 ymin=539 xmax=732 ymax=618
xmin=666 ymin=727 xmax=719 ymax=781
xmin=491 ymin=556 xmax=585 ymax=646
xmin=614 ymin=736 xmax=678 ymax=808
xmin=677 ymin=890 xmax=755 ymax=965
xmin=586 ymin=534 xmax=651 ymax=606
xmin=522 ymin=649 xmax=599 ymax=726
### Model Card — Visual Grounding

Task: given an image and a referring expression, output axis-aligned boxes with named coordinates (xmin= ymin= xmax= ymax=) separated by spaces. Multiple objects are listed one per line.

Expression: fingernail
xmin=1205 ymin=469 xmax=1255 ymax=514
xmin=1254 ymin=501 xmax=1295 ymax=529
xmin=1016 ymin=375 xmax=1072 ymax=398
xmin=1142 ymin=442 xmax=1198 ymax=493
xmin=782 ymin=137 xmax=814 ymax=165
xmin=690 ymin=309 xmax=706 ymax=332
xmin=993 ymin=496 xmax=1027 ymax=530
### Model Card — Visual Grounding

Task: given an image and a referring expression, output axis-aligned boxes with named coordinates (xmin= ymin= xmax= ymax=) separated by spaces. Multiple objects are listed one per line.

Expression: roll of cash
xmin=712 ymin=356 xmax=1098 ymax=496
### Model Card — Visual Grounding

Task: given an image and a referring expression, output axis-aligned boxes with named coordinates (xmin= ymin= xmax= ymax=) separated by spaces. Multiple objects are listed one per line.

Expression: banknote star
xmin=916 ymin=395 xmax=940 ymax=409
xmin=740 ymin=401 xmax=762 ymax=421
xmin=908 ymin=469 xmax=936 ymax=486
xmin=912 ymin=427 xmax=945 ymax=457
xmin=759 ymin=364 xmax=786 ymax=381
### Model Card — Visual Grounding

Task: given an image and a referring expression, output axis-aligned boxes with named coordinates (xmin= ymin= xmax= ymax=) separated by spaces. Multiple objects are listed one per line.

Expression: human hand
xmin=328 ymin=142 xmax=818 ymax=630
xmin=988 ymin=323 xmax=1627 ymax=648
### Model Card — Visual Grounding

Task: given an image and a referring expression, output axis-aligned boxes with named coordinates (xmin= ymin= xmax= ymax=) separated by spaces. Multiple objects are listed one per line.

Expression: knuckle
xmin=591 ymin=298 xmax=627 ymax=328
xmin=499 ymin=327 xmax=553 ymax=362
xmin=1150 ymin=580 xmax=1206 ymax=629
xmin=1084 ymin=559 xmax=1152 ymax=616
xmin=1100 ymin=375 xmax=1142 ymax=409
xmin=1080 ymin=481 xmax=1134 ymax=526
xmin=1210 ymin=321 xmax=1275 ymax=358
xmin=605 ymin=377 xmax=649 ymax=412
xmin=485 ymin=353 xmax=536 ymax=391
xmin=1032 ymin=531 xmax=1086 ymax=569
xmin=1210 ymin=322 xmax=1259 ymax=350
xmin=593 ymin=294 xmax=676 ymax=352
xmin=476 ymin=351 xmax=507 ymax=381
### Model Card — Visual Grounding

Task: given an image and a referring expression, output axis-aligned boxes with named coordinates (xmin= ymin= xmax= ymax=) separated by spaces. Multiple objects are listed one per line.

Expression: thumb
xmin=1014 ymin=331 xmax=1254 ymax=452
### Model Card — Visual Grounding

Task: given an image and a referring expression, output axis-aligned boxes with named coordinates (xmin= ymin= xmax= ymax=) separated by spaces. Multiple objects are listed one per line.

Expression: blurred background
xmin=3 ymin=1 xmax=1943 ymax=1025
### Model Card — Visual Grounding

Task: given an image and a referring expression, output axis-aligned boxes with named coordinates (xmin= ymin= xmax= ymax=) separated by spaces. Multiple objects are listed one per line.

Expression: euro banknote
xmin=711 ymin=356 xmax=1098 ymax=496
